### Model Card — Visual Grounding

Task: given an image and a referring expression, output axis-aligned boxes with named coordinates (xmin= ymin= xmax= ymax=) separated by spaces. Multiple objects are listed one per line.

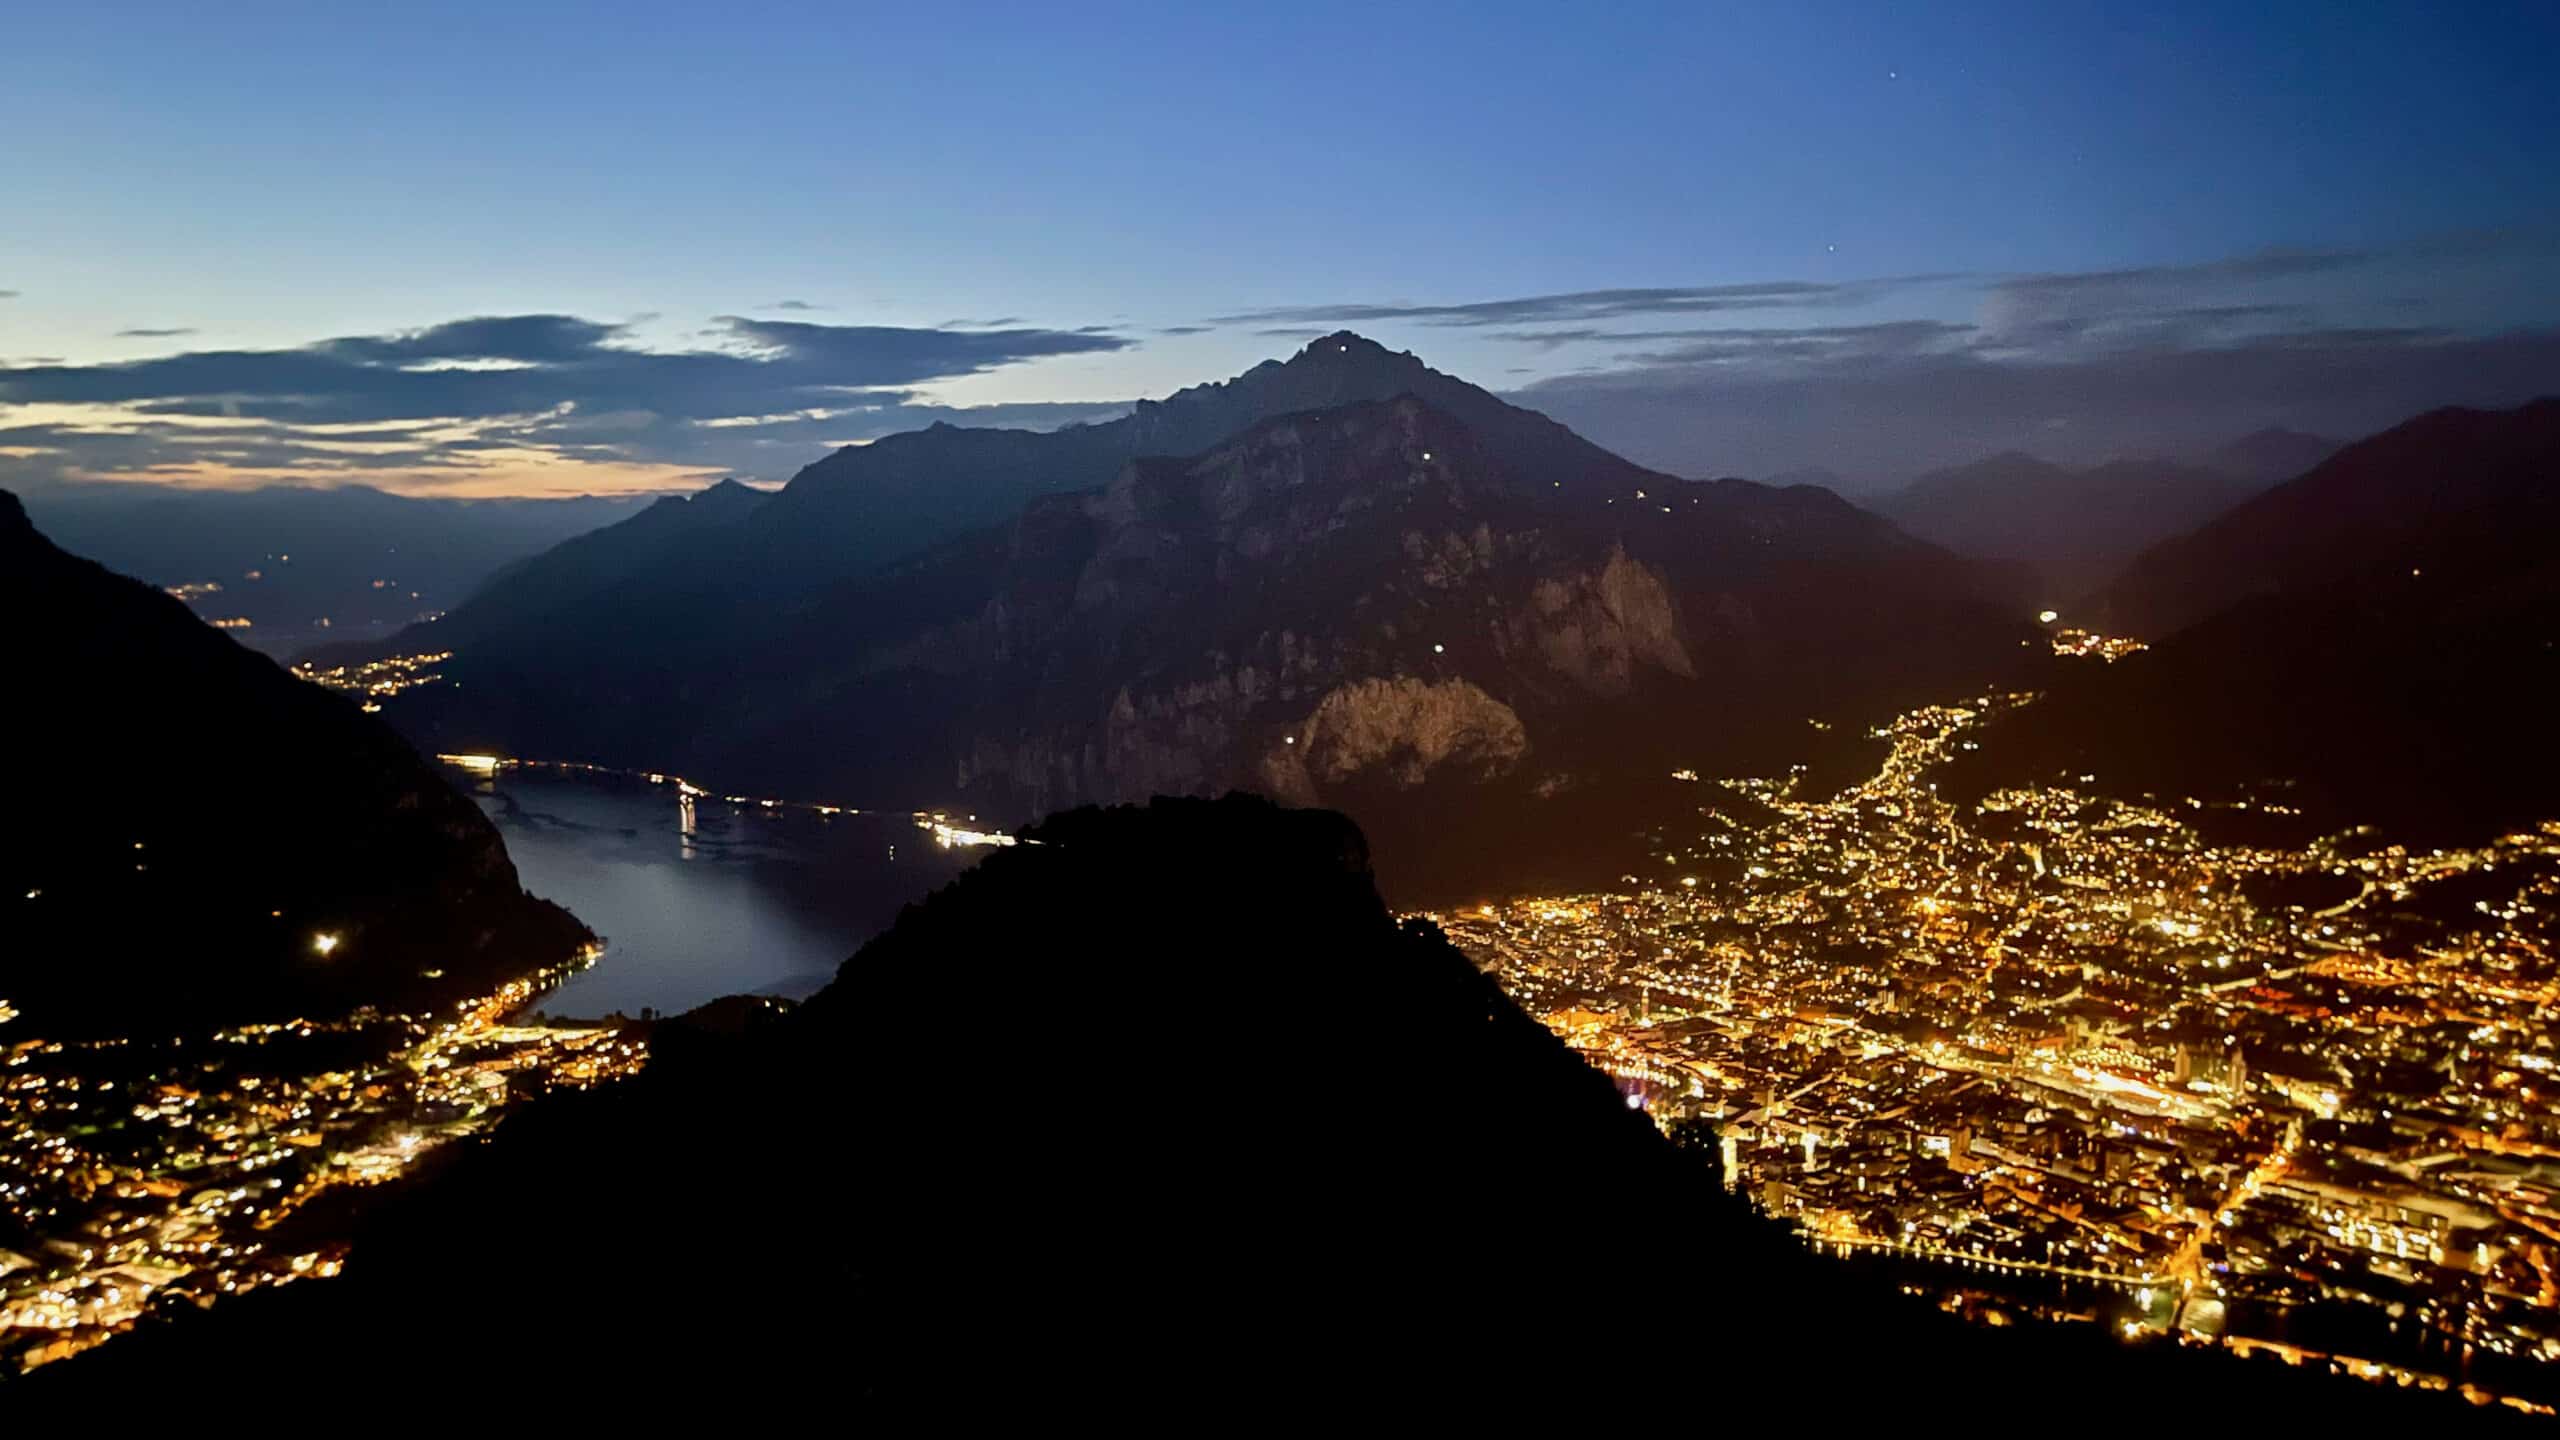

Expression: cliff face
xmin=0 ymin=492 xmax=588 ymax=1036
xmin=791 ymin=399 xmax=1706 ymax=813
xmin=1268 ymin=676 xmax=1529 ymax=800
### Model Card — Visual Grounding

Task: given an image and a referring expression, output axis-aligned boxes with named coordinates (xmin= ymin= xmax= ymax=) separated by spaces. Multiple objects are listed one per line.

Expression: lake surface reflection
xmin=457 ymin=766 xmax=974 ymax=1017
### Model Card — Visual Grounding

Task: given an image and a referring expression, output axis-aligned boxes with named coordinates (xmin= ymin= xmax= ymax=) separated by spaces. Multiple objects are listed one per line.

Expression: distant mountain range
xmin=1872 ymin=429 xmax=2339 ymax=603
xmin=21 ymin=484 xmax=648 ymax=658
xmin=1951 ymin=399 xmax=2560 ymax=839
xmin=0 ymin=490 xmax=588 ymax=1034
xmin=30 ymin=795 xmax=2469 ymax=1422
xmin=2202 ymin=426 xmax=2341 ymax=486
xmin=347 ymin=334 xmax=2039 ymax=896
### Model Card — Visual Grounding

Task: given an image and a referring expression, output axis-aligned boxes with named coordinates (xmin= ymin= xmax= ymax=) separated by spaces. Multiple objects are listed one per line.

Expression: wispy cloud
xmin=1516 ymin=326 xmax=2560 ymax=486
xmin=114 ymin=326 xmax=198 ymax=339
xmin=13 ymin=230 xmax=2554 ymax=498
xmin=1447 ymin=232 xmax=2560 ymax=484
xmin=766 ymin=299 xmax=824 ymax=311
xmin=1478 ymin=320 xmax=1975 ymax=356
xmin=1 ymin=315 xmax=1132 ymax=422
xmin=0 ymin=314 xmax=1135 ymax=493
xmin=1207 ymin=281 xmax=1900 ymax=329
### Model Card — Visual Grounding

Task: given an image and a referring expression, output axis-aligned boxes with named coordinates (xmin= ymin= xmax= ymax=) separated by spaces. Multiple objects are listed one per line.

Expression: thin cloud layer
xmin=7 ymin=232 xmax=2553 ymax=498
xmin=0 ymin=315 xmax=1135 ymax=493
xmin=1209 ymin=281 xmax=1891 ymax=328
xmin=1446 ymin=232 xmax=2560 ymax=487
xmin=1514 ymin=327 xmax=2560 ymax=489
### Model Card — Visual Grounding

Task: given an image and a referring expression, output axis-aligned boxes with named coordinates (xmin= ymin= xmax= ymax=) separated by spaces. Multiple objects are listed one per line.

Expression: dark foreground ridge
xmin=30 ymin=795 xmax=2516 ymax=1422
xmin=0 ymin=490 xmax=588 ymax=1035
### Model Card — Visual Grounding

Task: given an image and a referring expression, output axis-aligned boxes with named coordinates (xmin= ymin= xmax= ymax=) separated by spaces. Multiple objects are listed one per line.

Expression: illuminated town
xmin=0 ymin=946 xmax=642 ymax=1373
xmin=2048 ymin=625 xmax=2149 ymax=663
xmin=1436 ymin=690 xmax=2560 ymax=1411
xmin=292 ymin=650 xmax=456 ymax=711
xmin=14 ymin=645 xmax=2546 ymax=1399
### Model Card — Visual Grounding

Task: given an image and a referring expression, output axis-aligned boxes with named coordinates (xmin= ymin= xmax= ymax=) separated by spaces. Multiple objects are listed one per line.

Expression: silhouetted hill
xmin=1764 ymin=463 xmax=1859 ymax=494
xmin=392 ymin=377 xmax=2033 ymax=899
xmin=0 ymin=491 xmax=589 ymax=1035
xmin=27 ymin=796 xmax=2509 ymax=1423
xmin=1878 ymin=450 xmax=2263 ymax=602
xmin=299 ymin=475 xmax=767 ymax=671
xmin=1950 ymin=399 xmax=2560 ymax=839
xmin=2202 ymin=427 xmax=2339 ymax=487
xmin=2093 ymin=399 xmax=2560 ymax=636
xmin=22 ymin=483 xmax=644 ymax=659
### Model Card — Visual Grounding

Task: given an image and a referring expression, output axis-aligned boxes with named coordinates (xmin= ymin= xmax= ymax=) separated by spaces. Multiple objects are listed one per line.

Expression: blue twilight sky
xmin=3 ymin=0 xmax=2557 ymax=496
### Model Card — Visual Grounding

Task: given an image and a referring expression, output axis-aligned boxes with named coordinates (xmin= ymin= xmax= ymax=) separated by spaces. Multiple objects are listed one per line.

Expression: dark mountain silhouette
xmin=1877 ymin=450 xmax=2265 ymax=602
xmin=364 ymin=336 xmax=2036 ymax=897
xmin=1951 ymin=399 xmax=2560 ymax=839
xmin=2202 ymin=426 xmax=2340 ymax=487
xmin=23 ymin=483 xmax=645 ymax=659
xmin=0 ymin=491 xmax=589 ymax=1036
xmin=2092 ymin=400 xmax=2558 ymax=637
xmin=329 ymin=332 xmax=1720 ymax=671
xmin=405 ymin=401 xmax=2030 ymax=896
xmin=25 ymin=795 xmax=2499 ymax=1423
xmin=1764 ymin=463 xmax=1858 ymax=494
xmin=746 ymin=328 xmax=1641 ymax=581
xmin=298 ymin=475 xmax=770 ymax=670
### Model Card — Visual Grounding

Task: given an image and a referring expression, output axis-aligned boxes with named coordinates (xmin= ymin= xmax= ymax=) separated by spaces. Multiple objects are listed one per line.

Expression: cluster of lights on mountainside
xmin=292 ymin=651 xmax=454 ymax=713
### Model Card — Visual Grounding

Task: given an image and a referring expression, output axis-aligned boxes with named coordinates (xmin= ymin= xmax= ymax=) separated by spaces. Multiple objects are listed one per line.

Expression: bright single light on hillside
xmin=312 ymin=933 xmax=340 ymax=957
xmin=2037 ymin=609 xmax=2060 ymax=624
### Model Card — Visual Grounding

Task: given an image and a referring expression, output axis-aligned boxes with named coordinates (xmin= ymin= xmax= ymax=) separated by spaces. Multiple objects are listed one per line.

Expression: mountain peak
xmin=1300 ymin=329 xmax=1398 ymax=359
xmin=685 ymin=476 xmax=768 ymax=514
xmin=0 ymin=488 xmax=29 ymax=540
xmin=2203 ymin=426 xmax=2339 ymax=485
xmin=644 ymin=479 xmax=749 ymax=514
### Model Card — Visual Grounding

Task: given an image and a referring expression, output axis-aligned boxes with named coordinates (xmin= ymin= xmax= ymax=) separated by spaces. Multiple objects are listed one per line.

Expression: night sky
xmin=3 ymin=1 xmax=2555 ymax=496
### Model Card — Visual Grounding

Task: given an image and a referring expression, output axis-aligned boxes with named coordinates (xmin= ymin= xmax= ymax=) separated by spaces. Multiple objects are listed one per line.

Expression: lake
xmin=455 ymin=764 xmax=977 ymax=1017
